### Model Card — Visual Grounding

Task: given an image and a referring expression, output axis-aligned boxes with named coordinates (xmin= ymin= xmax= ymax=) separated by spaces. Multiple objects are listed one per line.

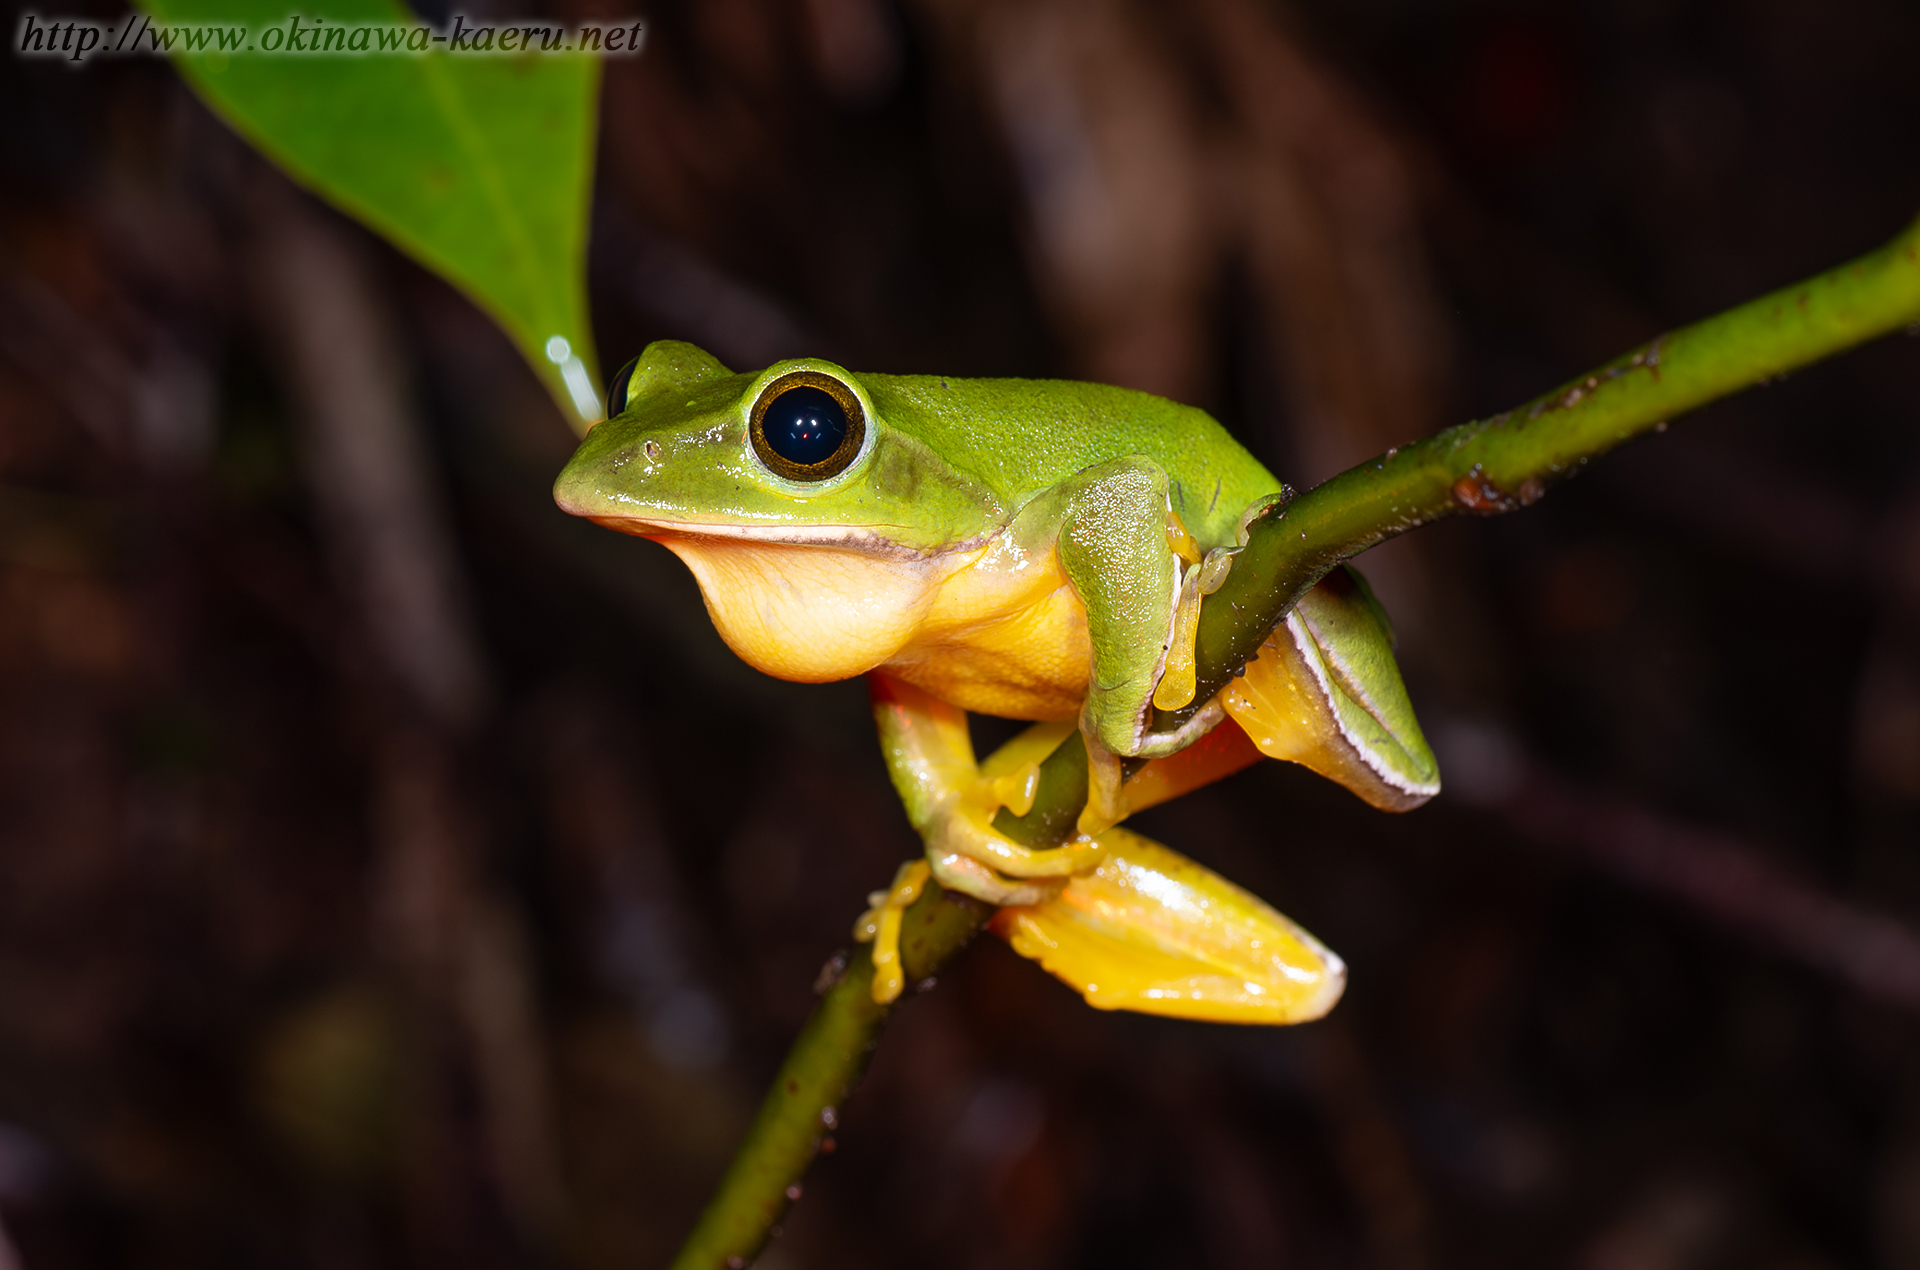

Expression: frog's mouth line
xmin=583 ymin=513 xmax=962 ymax=563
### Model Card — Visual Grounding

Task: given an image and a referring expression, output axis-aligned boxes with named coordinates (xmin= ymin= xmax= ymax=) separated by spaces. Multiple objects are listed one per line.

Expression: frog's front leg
xmin=1053 ymin=459 xmax=1233 ymax=829
xmin=863 ymin=674 xmax=1108 ymax=1002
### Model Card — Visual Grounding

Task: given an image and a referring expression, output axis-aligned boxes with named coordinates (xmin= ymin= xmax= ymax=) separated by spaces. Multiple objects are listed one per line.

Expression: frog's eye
xmin=749 ymin=373 xmax=866 ymax=481
xmin=605 ymin=356 xmax=640 ymax=419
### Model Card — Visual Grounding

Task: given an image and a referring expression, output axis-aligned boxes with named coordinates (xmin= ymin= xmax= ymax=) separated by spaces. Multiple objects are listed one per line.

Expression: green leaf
xmin=140 ymin=0 xmax=604 ymax=430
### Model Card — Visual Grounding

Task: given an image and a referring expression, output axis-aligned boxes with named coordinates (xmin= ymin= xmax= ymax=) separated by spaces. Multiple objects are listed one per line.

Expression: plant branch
xmin=671 ymin=213 xmax=1920 ymax=1269
xmin=666 ymin=882 xmax=995 ymax=1270
xmin=1168 ymin=213 xmax=1920 ymax=727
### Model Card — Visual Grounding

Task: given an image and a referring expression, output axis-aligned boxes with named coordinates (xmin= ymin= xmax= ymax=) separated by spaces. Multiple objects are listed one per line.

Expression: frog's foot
xmin=1077 ymin=733 xmax=1129 ymax=837
xmin=933 ymin=793 xmax=1108 ymax=881
xmin=1076 ymin=697 xmax=1229 ymax=839
xmin=1150 ymin=563 xmax=1206 ymax=715
xmin=1130 ymin=697 xmax=1228 ymax=759
xmin=1082 ymin=664 xmax=1228 ymax=772
xmin=926 ymin=849 xmax=1063 ymax=907
xmin=1150 ymin=548 xmax=1238 ymax=714
xmin=853 ymin=851 xmax=1071 ymax=1005
xmin=852 ymin=859 xmax=933 ymax=1004
xmin=921 ymin=743 xmax=1108 ymax=912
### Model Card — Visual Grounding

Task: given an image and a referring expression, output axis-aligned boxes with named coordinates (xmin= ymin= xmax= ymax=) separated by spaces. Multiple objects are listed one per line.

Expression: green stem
xmin=1168 ymin=212 xmax=1920 ymax=725
xmin=667 ymin=865 xmax=1010 ymax=1269
xmin=670 ymin=213 xmax=1920 ymax=1269
xmin=668 ymin=883 xmax=994 ymax=1270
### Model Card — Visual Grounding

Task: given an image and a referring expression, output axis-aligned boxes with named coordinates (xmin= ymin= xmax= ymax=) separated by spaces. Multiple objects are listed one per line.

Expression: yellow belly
xmin=879 ymin=521 xmax=1090 ymax=720
xmin=881 ymin=580 xmax=1090 ymax=721
xmin=649 ymin=525 xmax=1091 ymax=718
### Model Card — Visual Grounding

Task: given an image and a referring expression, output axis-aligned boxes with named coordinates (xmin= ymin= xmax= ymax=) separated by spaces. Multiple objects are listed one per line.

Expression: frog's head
xmin=553 ymin=341 xmax=1005 ymax=682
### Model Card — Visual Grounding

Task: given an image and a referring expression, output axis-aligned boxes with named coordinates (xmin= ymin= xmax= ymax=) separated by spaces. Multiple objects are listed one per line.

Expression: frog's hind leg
xmin=866 ymin=675 xmax=1108 ymax=1001
xmin=1218 ymin=570 xmax=1440 ymax=812
xmin=934 ymin=801 xmax=1107 ymax=879
xmin=871 ymin=672 xmax=1109 ymax=873
xmin=854 ymin=851 xmax=1061 ymax=1005
xmin=925 ymin=851 xmax=1060 ymax=906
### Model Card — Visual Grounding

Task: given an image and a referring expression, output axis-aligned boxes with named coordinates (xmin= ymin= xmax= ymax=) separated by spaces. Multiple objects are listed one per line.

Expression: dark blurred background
xmin=5 ymin=0 xmax=1920 ymax=1266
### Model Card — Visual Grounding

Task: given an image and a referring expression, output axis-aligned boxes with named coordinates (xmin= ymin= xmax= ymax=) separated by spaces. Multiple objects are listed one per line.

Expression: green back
xmin=860 ymin=375 xmax=1281 ymax=547
xmin=556 ymin=345 xmax=1284 ymax=556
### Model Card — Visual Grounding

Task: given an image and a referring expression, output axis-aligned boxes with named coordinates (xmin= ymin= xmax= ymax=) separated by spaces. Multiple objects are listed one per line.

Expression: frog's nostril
xmin=644 ymin=439 xmax=662 ymax=462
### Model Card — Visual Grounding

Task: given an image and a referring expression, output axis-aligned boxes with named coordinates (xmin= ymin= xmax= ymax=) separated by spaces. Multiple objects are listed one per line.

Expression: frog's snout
xmin=555 ymin=432 xmax=655 ymax=517
xmin=550 ymin=474 xmax=590 ymax=519
xmin=551 ymin=452 xmax=622 ymax=520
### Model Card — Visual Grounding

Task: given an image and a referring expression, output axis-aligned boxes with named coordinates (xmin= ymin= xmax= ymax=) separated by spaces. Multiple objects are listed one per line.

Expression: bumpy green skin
xmin=1289 ymin=567 xmax=1439 ymax=805
xmin=560 ymin=341 xmax=1278 ymax=551
xmin=558 ymin=342 xmax=1342 ymax=758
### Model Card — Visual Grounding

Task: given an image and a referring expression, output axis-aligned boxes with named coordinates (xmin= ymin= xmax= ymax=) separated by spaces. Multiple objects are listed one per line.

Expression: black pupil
xmin=762 ymin=386 xmax=849 ymax=467
xmin=605 ymin=357 xmax=638 ymax=419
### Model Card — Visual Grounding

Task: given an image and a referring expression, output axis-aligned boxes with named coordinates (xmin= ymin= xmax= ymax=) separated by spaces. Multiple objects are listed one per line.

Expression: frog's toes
xmin=926 ymin=849 xmax=1063 ymax=907
xmin=1075 ymin=699 xmax=1229 ymax=838
xmin=987 ymin=759 xmax=1041 ymax=818
xmin=1077 ymin=734 xmax=1129 ymax=837
xmin=852 ymin=859 xmax=933 ymax=1004
xmin=1128 ymin=698 xmax=1228 ymax=761
xmin=934 ymin=799 xmax=1107 ymax=880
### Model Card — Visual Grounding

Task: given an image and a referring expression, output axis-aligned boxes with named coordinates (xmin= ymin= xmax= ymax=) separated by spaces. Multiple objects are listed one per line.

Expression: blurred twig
xmin=1504 ymin=762 xmax=1920 ymax=1007
xmin=255 ymin=185 xmax=567 ymax=1248
xmin=593 ymin=206 xmax=817 ymax=372
xmin=676 ymin=217 xmax=1920 ymax=1270
xmin=259 ymin=189 xmax=488 ymax=732
xmin=1441 ymin=715 xmax=1920 ymax=1005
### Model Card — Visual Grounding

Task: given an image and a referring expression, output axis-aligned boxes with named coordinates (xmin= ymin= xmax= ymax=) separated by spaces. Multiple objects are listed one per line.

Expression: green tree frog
xmin=555 ymin=341 xmax=1439 ymax=1021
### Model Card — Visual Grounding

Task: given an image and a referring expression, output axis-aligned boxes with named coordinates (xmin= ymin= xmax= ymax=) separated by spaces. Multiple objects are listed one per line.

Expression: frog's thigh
xmin=868 ymin=672 xmax=975 ymax=832
xmin=1055 ymin=458 xmax=1181 ymax=756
